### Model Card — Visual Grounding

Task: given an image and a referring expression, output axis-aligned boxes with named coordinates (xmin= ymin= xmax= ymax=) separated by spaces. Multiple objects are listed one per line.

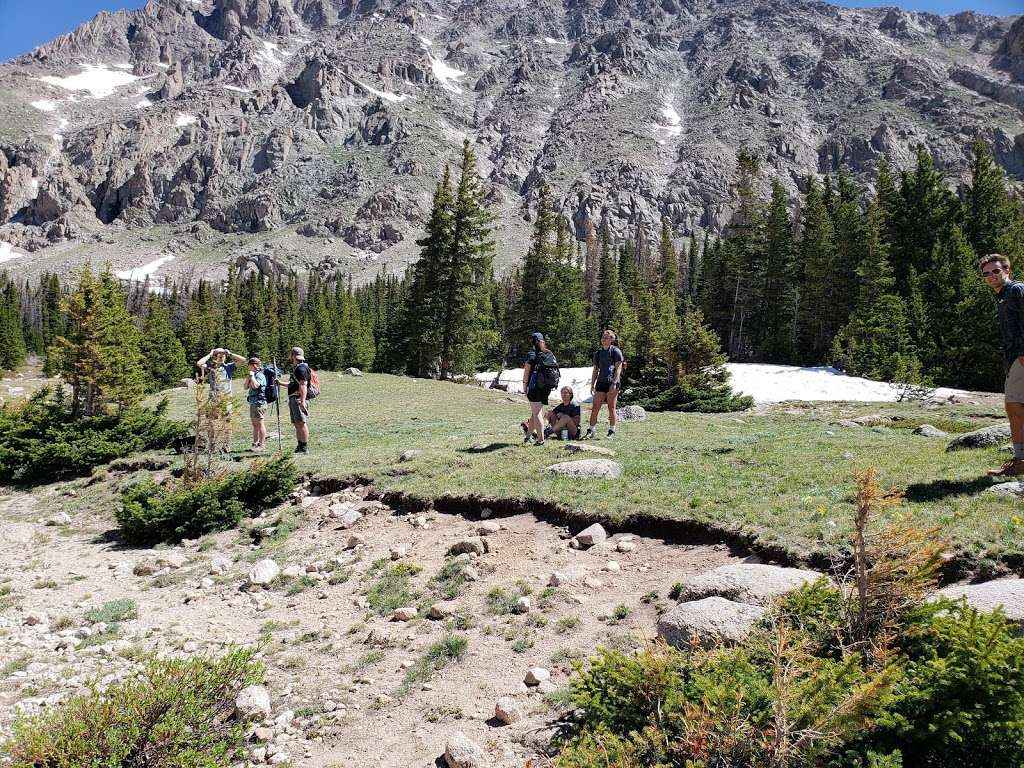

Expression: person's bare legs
xmin=551 ymin=414 xmax=575 ymax=437
xmin=606 ymin=387 xmax=620 ymax=431
xmin=295 ymin=422 xmax=309 ymax=444
xmin=250 ymin=416 xmax=261 ymax=447
xmin=257 ymin=417 xmax=267 ymax=448
xmin=530 ymin=401 xmax=545 ymax=443
xmin=589 ymin=391 xmax=607 ymax=431
xmin=1008 ymin=402 xmax=1024 ymax=444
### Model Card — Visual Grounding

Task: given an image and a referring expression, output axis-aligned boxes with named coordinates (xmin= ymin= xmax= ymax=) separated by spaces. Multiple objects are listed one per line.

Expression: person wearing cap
xmin=287 ymin=347 xmax=312 ymax=454
xmin=521 ymin=332 xmax=558 ymax=446
xmin=243 ymin=356 xmax=268 ymax=452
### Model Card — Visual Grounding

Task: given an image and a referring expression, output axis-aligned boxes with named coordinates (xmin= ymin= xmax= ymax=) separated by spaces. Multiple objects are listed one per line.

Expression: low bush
xmin=367 ymin=562 xmax=422 ymax=616
xmin=0 ymin=389 xmax=186 ymax=484
xmin=116 ymin=457 xmax=297 ymax=544
xmin=5 ymin=647 xmax=263 ymax=768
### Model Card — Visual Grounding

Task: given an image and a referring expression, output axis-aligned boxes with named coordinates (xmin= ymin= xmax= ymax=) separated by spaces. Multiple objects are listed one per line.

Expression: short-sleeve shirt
xmin=247 ymin=370 xmax=267 ymax=404
xmin=998 ymin=281 xmax=1024 ymax=374
xmin=553 ymin=402 xmax=581 ymax=420
xmin=288 ymin=362 xmax=311 ymax=397
xmin=205 ymin=361 xmax=236 ymax=394
xmin=593 ymin=346 xmax=624 ymax=384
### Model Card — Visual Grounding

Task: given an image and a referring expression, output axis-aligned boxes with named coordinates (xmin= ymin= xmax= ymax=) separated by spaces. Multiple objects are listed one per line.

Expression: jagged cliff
xmin=0 ymin=0 xmax=1021 ymax=282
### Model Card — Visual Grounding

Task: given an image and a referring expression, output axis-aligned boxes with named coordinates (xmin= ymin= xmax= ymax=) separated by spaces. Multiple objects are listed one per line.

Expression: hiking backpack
xmin=305 ymin=367 xmax=321 ymax=399
xmin=262 ymin=365 xmax=280 ymax=404
xmin=534 ymin=350 xmax=560 ymax=389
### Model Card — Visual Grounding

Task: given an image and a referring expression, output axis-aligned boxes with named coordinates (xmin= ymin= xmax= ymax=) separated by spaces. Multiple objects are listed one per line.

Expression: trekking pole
xmin=273 ymin=357 xmax=283 ymax=454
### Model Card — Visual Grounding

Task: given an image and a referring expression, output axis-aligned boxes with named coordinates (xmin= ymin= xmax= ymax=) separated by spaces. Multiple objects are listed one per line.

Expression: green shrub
xmin=400 ymin=633 xmax=468 ymax=692
xmin=116 ymin=457 xmax=297 ymax=544
xmin=366 ymin=562 xmax=422 ymax=616
xmin=84 ymin=599 xmax=137 ymax=625
xmin=0 ymin=390 xmax=186 ymax=484
xmin=5 ymin=647 xmax=263 ymax=767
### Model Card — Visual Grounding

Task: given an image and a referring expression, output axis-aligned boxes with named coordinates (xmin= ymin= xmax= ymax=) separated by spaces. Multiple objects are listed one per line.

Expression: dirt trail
xmin=0 ymin=479 xmax=740 ymax=767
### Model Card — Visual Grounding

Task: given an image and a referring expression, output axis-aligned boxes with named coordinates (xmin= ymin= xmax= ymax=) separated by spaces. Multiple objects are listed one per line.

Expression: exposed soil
xmin=0 ymin=477 xmax=741 ymax=767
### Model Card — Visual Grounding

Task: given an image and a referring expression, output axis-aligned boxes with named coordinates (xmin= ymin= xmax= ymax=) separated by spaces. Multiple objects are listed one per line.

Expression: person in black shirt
xmin=586 ymin=329 xmax=624 ymax=439
xmin=982 ymin=253 xmax=1024 ymax=476
xmin=546 ymin=386 xmax=581 ymax=440
xmin=522 ymin=332 xmax=555 ymax=446
xmin=287 ymin=347 xmax=312 ymax=454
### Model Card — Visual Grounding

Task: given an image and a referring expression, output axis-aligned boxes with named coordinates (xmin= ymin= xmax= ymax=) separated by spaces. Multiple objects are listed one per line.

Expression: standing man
xmin=287 ymin=347 xmax=312 ymax=454
xmin=981 ymin=253 xmax=1024 ymax=477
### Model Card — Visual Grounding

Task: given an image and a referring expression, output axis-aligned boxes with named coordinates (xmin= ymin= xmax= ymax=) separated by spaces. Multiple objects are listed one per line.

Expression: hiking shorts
xmin=594 ymin=380 xmax=614 ymax=394
xmin=1006 ymin=360 xmax=1024 ymax=404
xmin=249 ymin=402 xmax=267 ymax=420
xmin=288 ymin=397 xmax=309 ymax=424
xmin=527 ymin=387 xmax=552 ymax=404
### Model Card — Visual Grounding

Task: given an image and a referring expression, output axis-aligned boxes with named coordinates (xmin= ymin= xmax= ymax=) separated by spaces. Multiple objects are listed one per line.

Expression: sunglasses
xmin=982 ymin=266 xmax=1004 ymax=277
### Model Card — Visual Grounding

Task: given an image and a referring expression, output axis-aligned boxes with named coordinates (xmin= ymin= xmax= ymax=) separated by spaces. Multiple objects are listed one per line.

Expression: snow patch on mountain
xmin=39 ymin=64 xmax=143 ymax=98
xmin=355 ymin=80 xmax=413 ymax=103
xmin=135 ymin=99 xmax=152 ymax=109
xmin=656 ymin=101 xmax=682 ymax=137
xmin=114 ymin=255 xmax=175 ymax=282
xmin=30 ymin=99 xmax=58 ymax=112
xmin=0 ymin=242 xmax=25 ymax=264
xmin=429 ymin=55 xmax=465 ymax=93
xmin=174 ymin=113 xmax=197 ymax=127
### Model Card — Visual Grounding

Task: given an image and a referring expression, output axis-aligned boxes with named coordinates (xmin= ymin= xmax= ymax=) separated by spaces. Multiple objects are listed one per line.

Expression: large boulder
xmin=616 ymin=405 xmax=647 ymax=421
xmin=913 ymin=424 xmax=947 ymax=438
xmin=934 ymin=579 xmax=1024 ymax=623
xmin=444 ymin=731 xmax=489 ymax=768
xmin=678 ymin=564 xmax=827 ymax=606
xmin=986 ymin=482 xmax=1024 ymax=498
xmin=946 ymin=423 xmax=1011 ymax=451
xmin=545 ymin=459 xmax=623 ymax=479
xmin=657 ymin=597 xmax=768 ymax=649
xmin=564 ymin=442 xmax=615 ymax=456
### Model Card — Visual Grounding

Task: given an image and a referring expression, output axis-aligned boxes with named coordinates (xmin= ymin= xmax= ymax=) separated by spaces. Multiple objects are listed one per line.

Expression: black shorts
xmin=594 ymin=380 xmax=614 ymax=394
xmin=527 ymin=388 xmax=552 ymax=404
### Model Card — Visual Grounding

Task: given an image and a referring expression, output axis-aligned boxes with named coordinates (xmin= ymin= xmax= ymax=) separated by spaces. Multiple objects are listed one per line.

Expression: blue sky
xmin=0 ymin=0 xmax=1020 ymax=62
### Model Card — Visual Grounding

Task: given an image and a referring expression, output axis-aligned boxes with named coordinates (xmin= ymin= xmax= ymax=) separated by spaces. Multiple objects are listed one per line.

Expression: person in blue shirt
xmin=243 ymin=356 xmax=268 ymax=451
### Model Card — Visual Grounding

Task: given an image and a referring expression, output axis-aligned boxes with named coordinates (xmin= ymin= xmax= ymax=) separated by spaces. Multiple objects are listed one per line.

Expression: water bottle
xmin=560 ymin=428 xmax=569 ymax=441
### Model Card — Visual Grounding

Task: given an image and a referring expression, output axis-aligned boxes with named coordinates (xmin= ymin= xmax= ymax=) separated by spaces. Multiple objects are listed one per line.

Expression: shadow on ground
xmin=905 ymin=476 xmax=997 ymax=502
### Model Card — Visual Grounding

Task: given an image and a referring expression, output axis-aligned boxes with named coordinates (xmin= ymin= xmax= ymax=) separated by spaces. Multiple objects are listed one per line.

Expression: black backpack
xmin=534 ymin=350 xmax=560 ymax=389
xmin=262 ymin=364 xmax=280 ymax=403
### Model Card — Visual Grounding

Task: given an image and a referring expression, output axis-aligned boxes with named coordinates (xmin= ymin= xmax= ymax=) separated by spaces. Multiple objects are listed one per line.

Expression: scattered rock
xmin=616 ymin=540 xmax=636 ymax=553
xmin=575 ymin=523 xmax=608 ymax=549
xmin=133 ymin=552 xmax=186 ymax=576
xmin=330 ymin=505 xmax=362 ymax=529
xmin=342 ymin=367 xmax=363 ymax=376
xmin=235 ymin=685 xmax=272 ymax=719
xmin=345 ymin=534 xmax=367 ymax=549
xmin=494 ymin=696 xmax=525 ymax=724
xmin=45 ymin=511 xmax=71 ymax=526
xmin=513 ymin=596 xmax=531 ymax=614
xmin=851 ymin=414 xmax=885 ymax=426
xmin=428 ymin=602 xmax=456 ymax=620
xmin=248 ymin=559 xmax=281 ymax=587
xmin=390 ymin=546 xmax=407 ymax=560
xmin=462 ymin=566 xmax=481 ymax=582
xmin=477 ymin=521 xmax=501 ymax=536
xmin=658 ymin=597 xmax=768 ymax=649
xmin=616 ymin=405 xmax=647 ymax=421
xmin=449 ymin=537 xmax=488 ymax=556
xmin=564 ymin=442 xmax=615 ymax=456
xmin=282 ymin=565 xmax=302 ymax=579
xmin=947 ymin=423 xmax=1011 ymax=451
xmin=524 ymin=667 xmax=550 ymax=686
xmin=934 ymin=578 xmax=1024 ymax=623
xmin=444 ymin=731 xmax=489 ymax=768
xmin=913 ymin=424 xmax=947 ymax=438
xmin=392 ymin=606 xmax=418 ymax=621
xmin=986 ymin=482 xmax=1024 ymax=498
xmin=545 ymin=459 xmax=623 ymax=479
xmin=399 ymin=450 xmax=422 ymax=462
xmin=604 ymin=561 xmax=620 ymax=572
xmin=209 ymin=554 xmax=232 ymax=574
xmin=677 ymin=564 xmax=827 ymax=606
xmin=548 ymin=565 xmax=588 ymax=587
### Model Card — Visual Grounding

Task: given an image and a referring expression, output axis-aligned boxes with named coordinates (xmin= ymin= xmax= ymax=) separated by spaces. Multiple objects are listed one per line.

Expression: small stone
xmin=444 ymin=731 xmax=489 ymax=768
xmin=449 ymin=537 xmax=488 ymax=556
xmin=332 ymin=507 xmax=362 ymax=529
xmin=477 ymin=521 xmax=501 ymax=536
xmin=428 ymin=602 xmax=455 ymax=620
xmin=200 ymin=577 xmax=215 ymax=588
xmin=616 ymin=541 xmax=635 ymax=553
xmin=392 ymin=606 xmax=418 ymax=621
xmin=345 ymin=534 xmax=366 ymax=549
xmin=575 ymin=523 xmax=607 ymax=549
xmin=235 ymin=685 xmax=272 ymax=719
xmin=253 ymin=727 xmax=274 ymax=741
xmin=913 ymin=424 xmax=947 ymax=438
xmin=463 ymin=566 xmax=481 ymax=582
xmin=494 ymin=696 xmax=524 ymax=724
xmin=548 ymin=566 xmax=587 ymax=587
xmin=390 ymin=546 xmax=407 ymax=560
xmin=399 ymin=449 xmax=422 ymax=462
xmin=479 ymin=508 xmax=492 ymax=519
xmin=268 ymin=752 xmax=291 ymax=765
xmin=282 ymin=565 xmax=302 ymax=579
xmin=248 ymin=560 xmax=281 ymax=587
xmin=512 ymin=596 xmax=530 ymax=614
xmin=251 ymin=747 xmax=267 ymax=763
xmin=584 ymin=577 xmax=604 ymax=589
xmin=209 ymin=554 xmax=232 ymax=574
xmin=604 ymin=561 xmax=620 ymax=572
xmin=524 ymin=668 xmax=550 ymax=686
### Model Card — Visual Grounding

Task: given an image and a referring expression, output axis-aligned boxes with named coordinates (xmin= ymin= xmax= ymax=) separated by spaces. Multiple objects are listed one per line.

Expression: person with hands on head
xmin=586 ymin=329 xmax=624 ymax=439
xmin=196 ymin=347 xmax=246 ymax=398
xmin=982 ymin=253 xmax=1024 ymax=477
xmin=287 ymin=347 xmax=312 ymax=454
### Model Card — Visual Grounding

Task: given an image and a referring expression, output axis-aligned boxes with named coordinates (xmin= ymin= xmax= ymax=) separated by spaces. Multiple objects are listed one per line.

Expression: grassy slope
xmin=161 ymin=373 xmax=1023 ymax=572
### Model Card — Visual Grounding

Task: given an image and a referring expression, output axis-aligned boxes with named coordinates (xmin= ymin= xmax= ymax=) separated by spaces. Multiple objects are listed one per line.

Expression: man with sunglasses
xmin=981 ymin=253 xmax=1024 ymax=476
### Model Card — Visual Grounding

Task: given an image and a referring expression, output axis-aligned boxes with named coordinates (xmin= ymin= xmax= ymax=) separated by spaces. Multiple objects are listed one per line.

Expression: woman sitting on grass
xmin=546 ymin=386 xmax=581 ymax=440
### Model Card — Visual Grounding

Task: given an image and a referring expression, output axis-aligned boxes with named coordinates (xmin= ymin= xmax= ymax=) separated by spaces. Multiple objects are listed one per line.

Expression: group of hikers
xmin=197 ymin=346 xmax=314 ymax=454
xmin=519 ymin=328 xmax=625 ymax=447
xmin=188 ymin=252 xmax=1024 ymax=465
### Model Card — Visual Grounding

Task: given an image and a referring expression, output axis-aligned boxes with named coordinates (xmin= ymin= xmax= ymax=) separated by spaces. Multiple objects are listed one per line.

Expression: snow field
xmin=355 ymin=80 xmax=413 ymax=103
xmin=0 ymin=242 xmax=25 ymax=265
xmin=39 ymin=64 xmax=143 ymax=98
xmin=655 ymin=101 xmax=682 ymax=137
xmin=114 ymin=256 xmax=175 ymax=282
xmin=174 ymin=113 xmax=197 ymax=127
xmin=30 ymin=100 xmax=58 ymax=112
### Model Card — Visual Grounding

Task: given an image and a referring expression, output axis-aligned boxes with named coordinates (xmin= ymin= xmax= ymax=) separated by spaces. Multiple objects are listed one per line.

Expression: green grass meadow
xmin=161 ymin=373 xmax=1023 ymax=573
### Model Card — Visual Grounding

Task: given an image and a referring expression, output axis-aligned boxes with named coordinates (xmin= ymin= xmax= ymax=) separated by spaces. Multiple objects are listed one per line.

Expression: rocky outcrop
xmin=676 ymin=563 xmax=826 ymax=606
xmin=946 ymin=423 xmax=1011 ymax=451
xmin=994 ymin=16 xmax=1024 ymax=83
xmin=658 ymin=596 xmax=768 ymax=649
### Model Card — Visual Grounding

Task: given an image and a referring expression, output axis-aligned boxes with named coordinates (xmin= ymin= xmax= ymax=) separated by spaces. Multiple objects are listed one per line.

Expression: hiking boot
xmin=988 ymin=459 xmax=1024 ymax=477
xmin=295 ymin=443 xmax=308 ymax=454
xmin=607 ymin=428 xmax=616 ymax=438
xmin=584 ymin=426 xmax=595 ymax=440
xmin=534 ymin=440 xmax=545 ymax=447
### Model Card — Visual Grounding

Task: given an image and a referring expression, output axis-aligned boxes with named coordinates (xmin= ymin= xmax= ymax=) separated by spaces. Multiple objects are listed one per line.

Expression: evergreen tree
xmin=180 ymin=281 xmax=218 ymax=363
xmin=220 ymin=265 xmax=246 ymax=354
xmin=964 ymin=139 xmax=1023 ymax=261
xmin=511 ymin=184 xmax=557 ymax=360
xmin=140 ymin=294 xmax=189 ymax=390
xmin=40 ymin=272 xmax=63 ymax=375
xmin=595 ymin=220 xmax=619 ymax=332
xmin=53 ymin=265 xmax=104 ymax=416
xmin=544 ymin=216 xmax=593 ymax=365
xmin=725 ymin=149 xmax=767 ymax=359
xmin=659 ymin=219 xmax=679 ymax=294
xmin=0 ymin=277 xmax=26 ymax=370
xmin=96 ymin=268 xmax=147 ymax=414
xmin=757 ymin=181 xmax=799 ymax=362
xmin=796 ymin=177 xmax=837 ymax=363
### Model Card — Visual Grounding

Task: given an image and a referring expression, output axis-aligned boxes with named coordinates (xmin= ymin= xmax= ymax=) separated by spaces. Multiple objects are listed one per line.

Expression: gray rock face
xmin=678 ymin=564 xmax=827 ymax=606
xmin=935 ymin=579 xmax=1024 ymax=623
xmin=545 ymin=459 xmax=623 ymax=479
xmin=575 ymin=523 xmax=608 ymax=549
xmin=444 ymin=732 xmax=489 ymax=768
xmin=235 ymin=685 xmax=272 ymax=719
xmin=657 ymin=596 xmax=768 ymax=649
xmin=946 ymin=423 xmax=1011 ymax=451
xmin=1 ymin=0 xmax=1020 ymax=283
